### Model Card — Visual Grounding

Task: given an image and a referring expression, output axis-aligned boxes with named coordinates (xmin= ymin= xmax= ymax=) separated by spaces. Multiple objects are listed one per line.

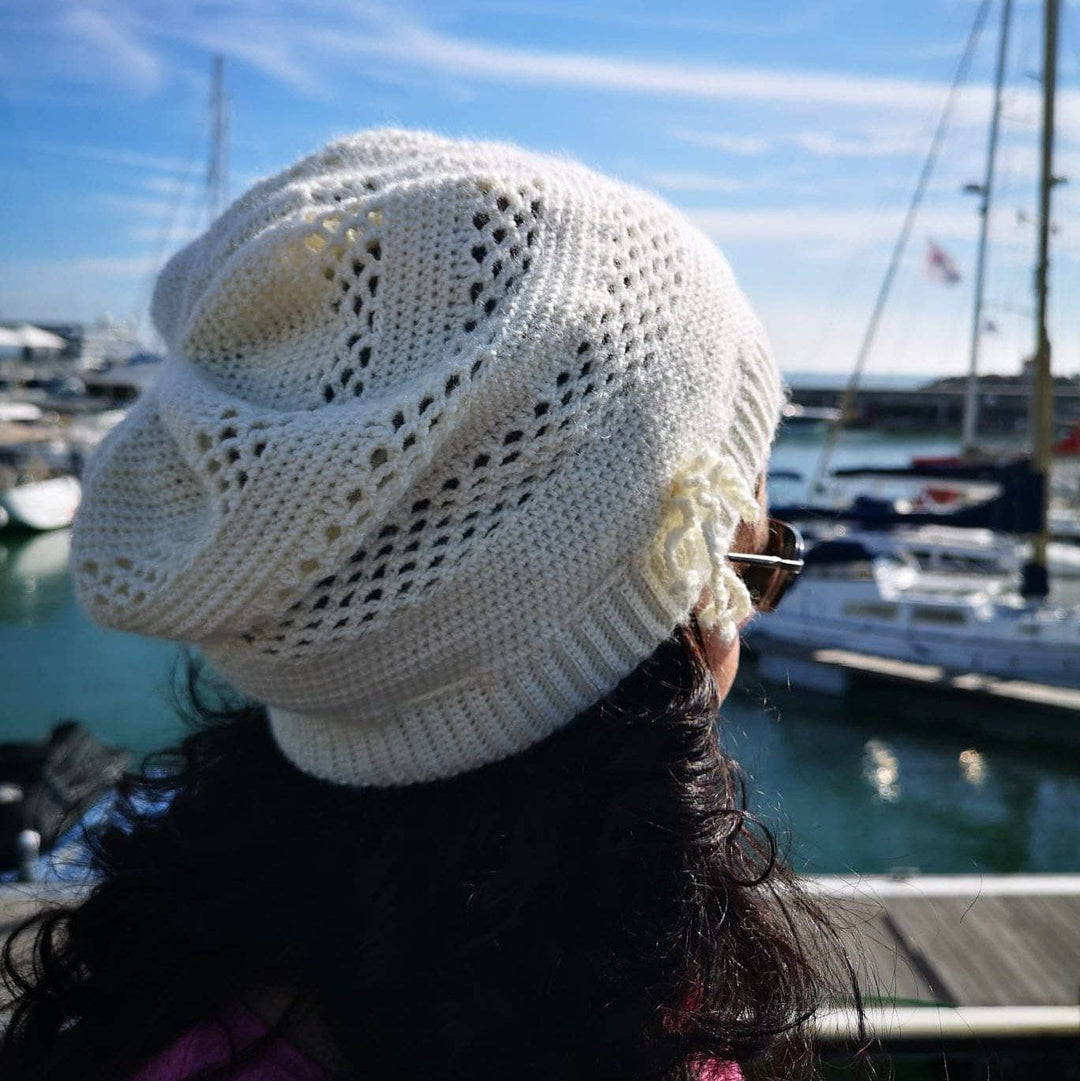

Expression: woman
xmin=1 ymin=130 xmax=854 ymax=1080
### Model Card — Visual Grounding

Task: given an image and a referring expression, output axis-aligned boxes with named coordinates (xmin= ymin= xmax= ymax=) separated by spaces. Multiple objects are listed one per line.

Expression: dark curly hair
xmin=0 ymin=620 xmax=861 ymax=1080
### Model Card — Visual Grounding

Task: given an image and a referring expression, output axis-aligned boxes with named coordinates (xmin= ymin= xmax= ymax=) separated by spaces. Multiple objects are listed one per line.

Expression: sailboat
xmin=0 ymin=60 xmax=230 ymax=536
xmin=750 ymin=537 xmax=1080 ymax=688
xmin=0 ymin=475 xmax=81 ymax=532
xmin=751 ymin=0 xmax=1080 ymax=692
xmin=801 ymin=522 xmax=1080 ymax=594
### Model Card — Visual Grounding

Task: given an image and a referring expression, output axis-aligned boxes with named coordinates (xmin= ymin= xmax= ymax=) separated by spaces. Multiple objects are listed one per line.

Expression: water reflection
xmin=724 ymin=667 xmax=1080 ymax=875
xmin=862 ymin=739 xmax=901 ymax=803
xmin=0 ymin=527 xmax=180 ymax=753
xmin=0 ymin=531 xmax=72 ymax=624
xmin=959 ymin=747 xmax=988 ymax=787
xmin=4 ymin=426 xmax=1080 ymax=876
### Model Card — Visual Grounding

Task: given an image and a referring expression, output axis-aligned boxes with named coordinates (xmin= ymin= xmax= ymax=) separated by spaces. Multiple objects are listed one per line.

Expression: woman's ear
xmin=693 ymin=586 xmax=742 ymax=702
xmin=694 ymin=474 xmax=768 ymax=700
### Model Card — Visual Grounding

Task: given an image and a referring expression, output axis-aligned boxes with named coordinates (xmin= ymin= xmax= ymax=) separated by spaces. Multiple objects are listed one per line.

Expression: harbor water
xmin=3 ymin=430 xmax=1080 ymax=877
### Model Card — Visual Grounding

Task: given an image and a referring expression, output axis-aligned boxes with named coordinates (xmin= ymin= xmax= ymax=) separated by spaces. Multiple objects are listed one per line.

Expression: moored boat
xmin=747 ymin=538 xmax=1080 ymax=689
xmin=0 ymin=474 xmax=81 ymax=531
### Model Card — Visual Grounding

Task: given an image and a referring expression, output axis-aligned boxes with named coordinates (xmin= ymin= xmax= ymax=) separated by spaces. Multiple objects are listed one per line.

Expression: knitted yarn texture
xmin=71 ymin=130 xmax=783 ymax=787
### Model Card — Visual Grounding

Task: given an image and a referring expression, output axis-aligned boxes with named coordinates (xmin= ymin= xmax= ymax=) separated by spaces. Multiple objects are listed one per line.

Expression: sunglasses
xmin=727 ymin=518 xmax=805 ymax=613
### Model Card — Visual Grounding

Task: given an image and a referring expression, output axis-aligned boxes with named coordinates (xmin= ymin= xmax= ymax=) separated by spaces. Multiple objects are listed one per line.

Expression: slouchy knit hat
xmin=71 ymin=130 xmax=783 ymax=787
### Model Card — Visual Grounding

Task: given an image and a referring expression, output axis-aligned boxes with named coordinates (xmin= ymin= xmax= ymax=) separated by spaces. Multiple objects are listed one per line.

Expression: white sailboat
xmin=809 ymin=523 xmax=1080 ymax=594
xmin=753 ymin=0 xmax=1080 ymax=693
xmin=0 ymin=59 xmax=229 ymax=535
xmin=0 ymin=475 xmax=81 ymax=532
xmin=749 ymin=537 xmax=1080 ymax=689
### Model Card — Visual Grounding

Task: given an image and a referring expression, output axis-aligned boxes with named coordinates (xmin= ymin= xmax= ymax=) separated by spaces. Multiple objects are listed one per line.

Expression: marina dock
xmin=808 ymin=874 xmax=1080 ymax=1037
xmin=808 ymin=875 xmax=1080 ymax=1077
xmin=3 ymin=875 xmax=1078 ymax=1055
xmin=753 ymin=646 xmax=1080 ymax=745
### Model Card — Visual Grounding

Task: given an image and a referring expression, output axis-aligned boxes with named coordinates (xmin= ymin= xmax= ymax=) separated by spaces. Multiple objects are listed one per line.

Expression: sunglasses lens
xmin=740 ymin=565 xmax=782 ymax=612
xmin=739 ymin=521 xmax=803 ymax=613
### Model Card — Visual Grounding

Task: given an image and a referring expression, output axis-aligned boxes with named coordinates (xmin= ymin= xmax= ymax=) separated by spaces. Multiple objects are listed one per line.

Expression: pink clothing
xmin=130 ymin=1006 xmax=742 ymax=1081
xmin=130 ymin=1006 xmax=326 ymax=1081
xmin=701 ymin=1061 xmax=743 ymax=1081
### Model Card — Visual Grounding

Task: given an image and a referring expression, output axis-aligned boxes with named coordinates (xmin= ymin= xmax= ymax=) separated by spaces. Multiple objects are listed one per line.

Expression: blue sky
xmin=3 ymin=0 xmax=1080 ymax=375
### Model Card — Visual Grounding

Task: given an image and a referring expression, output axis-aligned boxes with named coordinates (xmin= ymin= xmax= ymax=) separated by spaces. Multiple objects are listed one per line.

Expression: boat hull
xmin=748 ymin=576 xmax=1080 ymax=688
xmin=0 ymin=476 xmax=81 ymax=532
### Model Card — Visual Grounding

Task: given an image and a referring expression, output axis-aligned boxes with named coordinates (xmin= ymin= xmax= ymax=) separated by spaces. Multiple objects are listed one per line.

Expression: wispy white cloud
xmin=304 ymin=16 xmax=1080 ymax=143
xmin=451 ymin=1 xmax=831 ymax=37
xmin=178 ymin=26 xmax=329 ymax=99
xmin=672 ymin=122 xmax=980 ymax=161
xmin=760 ymin=295 xmax=970 ymax=375
xmin=35 ymin=142 xmax=200 ymax=176
xmin=648 ymin=171 xmax=746 ymax=193
xmin=688 ymin=206 xmax=937 ymax=247
xmin=688 ymin=196 xmax=1080 ymax=271
xmin=135 ymin=4 xmax=976 ymax=117
xmin=790 ymin=128 xmax=934 ymax=157
xmin=56 ymin=6 xmax=165 ymax=95
xmin=688 ymin=205 xmax=997 ymax=258
xmin=339 ymin=23 xmax=961 ymax=112
xmin=6 ymin=0 xmax=1078 ymax=364
xmin=97 ymin=185 xmax=212 ymax=247
xmin=143 ymin=175 xmax=194 ymax=196
xmin=890 ymin=36 xmax=971 ymax=64
xmin=99 ymin=193 xmax=181 ymax=219
xmin=19 ymin=2 xmax=1080 ymax=141
xmin=668 ymin=128 xmax=770 ymax=156
xmin=61 ymin=255 xmax=164 ymax=276
xmin=0 ymin=254 xmax=162 ymax=321
xmin=129 ymin=223 xmax=202 ymax=244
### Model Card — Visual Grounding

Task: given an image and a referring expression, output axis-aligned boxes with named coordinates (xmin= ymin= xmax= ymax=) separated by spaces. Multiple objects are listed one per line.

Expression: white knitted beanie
xmin=71 ymin=130 xmax=783 ymax=787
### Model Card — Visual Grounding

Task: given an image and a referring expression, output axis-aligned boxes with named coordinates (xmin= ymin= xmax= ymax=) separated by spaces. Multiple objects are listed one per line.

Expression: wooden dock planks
xmin=809 ymin=875 xmax=1080 ymax=1042
xmin=0 ymin=876 xmax=1078 ymax=1043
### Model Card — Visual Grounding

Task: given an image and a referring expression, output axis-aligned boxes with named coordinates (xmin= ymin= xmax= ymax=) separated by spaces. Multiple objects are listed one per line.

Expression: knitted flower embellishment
xmin=653 ymin=452 xmax=761 ymax=643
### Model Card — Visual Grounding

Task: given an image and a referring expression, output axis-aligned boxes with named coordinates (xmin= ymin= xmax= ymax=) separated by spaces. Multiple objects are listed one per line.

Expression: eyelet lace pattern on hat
xmin=71 ymin=130 xmax=783 ymax=786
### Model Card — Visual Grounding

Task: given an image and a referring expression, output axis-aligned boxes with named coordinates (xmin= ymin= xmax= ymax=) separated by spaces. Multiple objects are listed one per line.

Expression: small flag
xmin=925 ymin=239 xmax=962 ymax=285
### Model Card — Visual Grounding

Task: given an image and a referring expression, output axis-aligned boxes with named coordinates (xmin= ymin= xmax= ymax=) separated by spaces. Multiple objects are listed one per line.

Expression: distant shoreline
xmin=783 ymin=371 xmax=935 ymax=391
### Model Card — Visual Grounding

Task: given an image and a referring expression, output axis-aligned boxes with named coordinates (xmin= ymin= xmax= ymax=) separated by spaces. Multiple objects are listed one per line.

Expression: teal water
xmin=721 ymin=680 xmax=1080 ymax=875
xmin=3 ymin=431 xmax=1079 ymax=875
xmin=0 ymin=529 xmax=182 ymax=755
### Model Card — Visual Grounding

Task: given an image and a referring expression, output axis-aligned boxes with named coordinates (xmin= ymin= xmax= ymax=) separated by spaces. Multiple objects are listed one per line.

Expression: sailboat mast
xmin=808 ymin=0 xmax=992 ymax=495
xmin=1022 ymin=0 xmax=1059 ymax=599
xmin=962 ymin=0 xmax=1013 ymax=454
xmin=205 ymin=55 xmax=229 ymax=224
